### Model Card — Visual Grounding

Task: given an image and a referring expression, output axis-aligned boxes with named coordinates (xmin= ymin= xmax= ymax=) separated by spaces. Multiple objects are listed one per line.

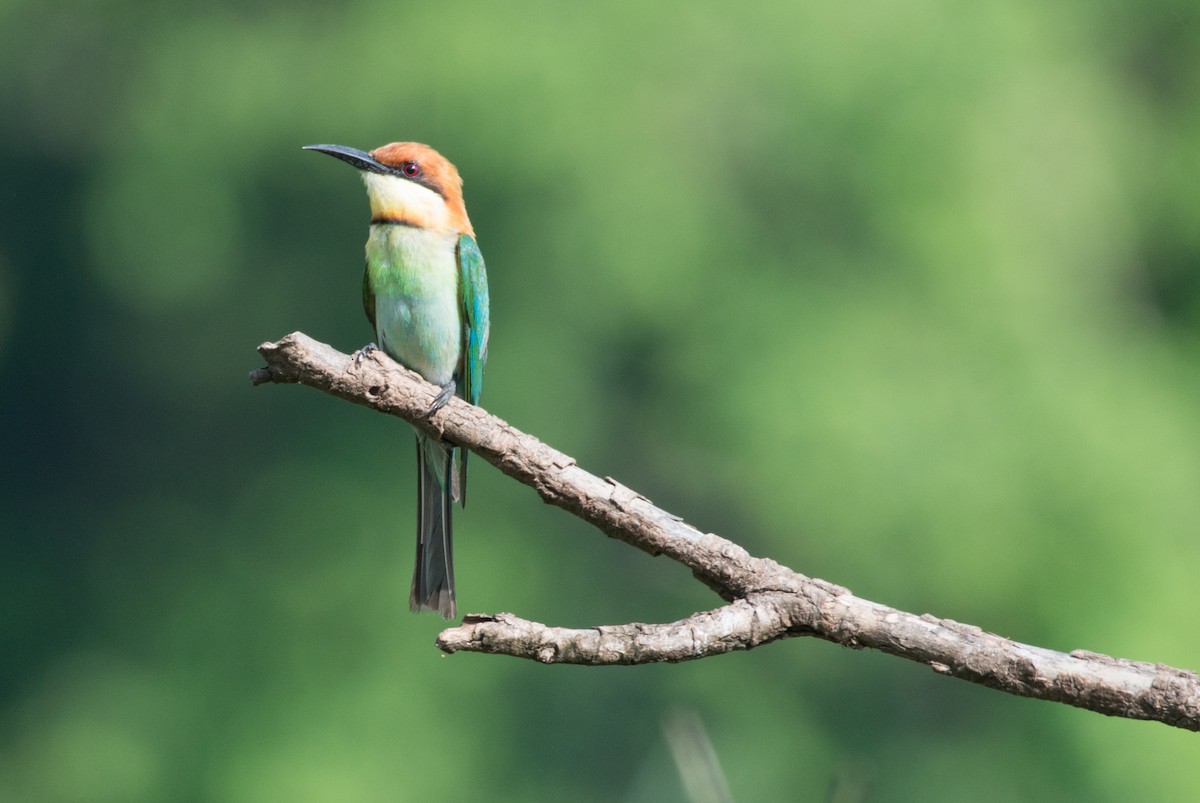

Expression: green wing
xmin=362 ymin=262 xmax=376 ymax=330
xmin=456 ymin=234 xmax=490 ymax=406
xmin=454 ymin=234 xmax=489 ymax=506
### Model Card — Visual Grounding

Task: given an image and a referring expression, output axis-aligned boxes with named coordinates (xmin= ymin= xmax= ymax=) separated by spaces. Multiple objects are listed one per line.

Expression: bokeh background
xmin=3 ymin=0 xmax=1199 ymax=800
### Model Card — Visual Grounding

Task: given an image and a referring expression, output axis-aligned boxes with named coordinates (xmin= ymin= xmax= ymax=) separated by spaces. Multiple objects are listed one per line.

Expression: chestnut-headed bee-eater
xmin=304 ymin=142 xmax=490 ymax=619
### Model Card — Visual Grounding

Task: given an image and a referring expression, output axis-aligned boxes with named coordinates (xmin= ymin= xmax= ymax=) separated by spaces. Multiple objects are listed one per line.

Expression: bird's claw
xmin=352 ymin=342 xmax=379 ymax=367
xmin=426 ymin=381 xmax=456 ymax=417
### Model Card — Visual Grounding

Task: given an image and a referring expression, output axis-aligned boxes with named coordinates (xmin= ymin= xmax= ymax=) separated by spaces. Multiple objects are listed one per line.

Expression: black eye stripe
xmin=386 ymin=162 xmax=445 ymax=199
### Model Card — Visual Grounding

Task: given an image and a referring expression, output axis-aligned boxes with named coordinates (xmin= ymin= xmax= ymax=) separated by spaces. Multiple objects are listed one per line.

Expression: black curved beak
xmin=303 ymin=144 xmax=390 ymax=175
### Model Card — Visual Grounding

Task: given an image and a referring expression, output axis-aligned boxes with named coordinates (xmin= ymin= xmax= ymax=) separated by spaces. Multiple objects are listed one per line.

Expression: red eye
xmin=401 ymin=161 xmax=421 ymax=178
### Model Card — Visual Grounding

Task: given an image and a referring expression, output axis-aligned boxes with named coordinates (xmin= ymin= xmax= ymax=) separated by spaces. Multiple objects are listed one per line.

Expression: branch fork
xmin=252 ymin=332 xmax=1200 ymax=731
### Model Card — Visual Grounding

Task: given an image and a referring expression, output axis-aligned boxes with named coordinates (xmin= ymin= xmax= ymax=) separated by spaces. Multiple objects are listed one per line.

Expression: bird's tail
xmin=411 ymin=434 xmax=456 ymax=619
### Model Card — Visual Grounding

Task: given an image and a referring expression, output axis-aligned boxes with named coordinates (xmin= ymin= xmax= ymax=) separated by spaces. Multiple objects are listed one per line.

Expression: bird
xmin=304 ymin=141 xmax=490 ymax=620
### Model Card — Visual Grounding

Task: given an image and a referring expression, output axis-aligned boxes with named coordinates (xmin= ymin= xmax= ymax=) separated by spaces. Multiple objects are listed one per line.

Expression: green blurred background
xmin=2 ymin=0 xmax=1199 ymax=799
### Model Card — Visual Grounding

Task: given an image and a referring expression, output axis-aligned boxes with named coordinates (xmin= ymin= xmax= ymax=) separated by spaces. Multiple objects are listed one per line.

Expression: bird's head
xmin=304 ymin=141 xmax=473 ymax=235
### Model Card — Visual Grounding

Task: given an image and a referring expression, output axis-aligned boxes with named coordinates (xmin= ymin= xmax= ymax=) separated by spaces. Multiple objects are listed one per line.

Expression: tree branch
xmin=251 ymin=332 xmax=1200 ymax=732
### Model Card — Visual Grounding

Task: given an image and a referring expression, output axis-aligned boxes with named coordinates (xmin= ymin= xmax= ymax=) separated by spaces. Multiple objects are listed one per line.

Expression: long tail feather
xmin=411 ymin=435 xmax=456 ymax=618
xmin=456 ymin=449 xmax=468 ymax=508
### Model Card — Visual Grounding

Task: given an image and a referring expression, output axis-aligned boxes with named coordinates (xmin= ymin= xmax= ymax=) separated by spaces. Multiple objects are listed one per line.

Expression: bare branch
xmin=252 ymin=332 xmax=1200 ymax=731
xmin=436 ymin=598 xmax=795 ymax=664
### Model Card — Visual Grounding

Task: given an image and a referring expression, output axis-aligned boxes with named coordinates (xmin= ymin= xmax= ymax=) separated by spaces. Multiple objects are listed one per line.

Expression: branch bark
xmin=252 ymin=332 xmax=1200 ymax=732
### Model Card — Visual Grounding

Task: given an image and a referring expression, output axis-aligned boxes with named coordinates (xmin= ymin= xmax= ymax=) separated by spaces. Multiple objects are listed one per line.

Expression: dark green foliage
xmin=1 ymin=0 xmax=1198 ymax=799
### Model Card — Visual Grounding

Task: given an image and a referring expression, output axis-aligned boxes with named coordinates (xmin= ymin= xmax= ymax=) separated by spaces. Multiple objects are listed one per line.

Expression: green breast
xmin=365 ymin=224 xmax=462 ymax=386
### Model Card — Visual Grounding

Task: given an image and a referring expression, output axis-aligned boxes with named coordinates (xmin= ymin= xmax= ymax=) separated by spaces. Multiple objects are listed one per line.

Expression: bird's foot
xmin=426 ymin=381 xmax=456 ymax=417
xmin=352 ymin=342 xmax=379 ymax=367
